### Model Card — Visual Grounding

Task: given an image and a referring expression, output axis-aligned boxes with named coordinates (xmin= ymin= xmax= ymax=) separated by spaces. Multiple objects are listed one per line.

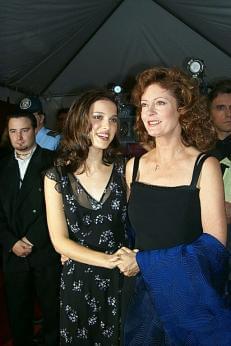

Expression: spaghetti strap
xmin=190 ymin=153 xmax=210 ymax=188
xmin=132 ymin=157 xmax=140 ymax=182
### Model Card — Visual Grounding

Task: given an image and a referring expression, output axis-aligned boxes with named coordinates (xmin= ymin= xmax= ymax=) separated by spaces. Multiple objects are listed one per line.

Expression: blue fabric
xmin=124 ymin=233 xmax=231 ymax=345
xmin=36 ymin=127 xmax=60 ymax=150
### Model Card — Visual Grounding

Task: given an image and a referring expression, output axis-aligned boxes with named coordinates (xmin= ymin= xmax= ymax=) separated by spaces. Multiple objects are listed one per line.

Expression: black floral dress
xmin=46 ymin=161 xmax=127 ymax=345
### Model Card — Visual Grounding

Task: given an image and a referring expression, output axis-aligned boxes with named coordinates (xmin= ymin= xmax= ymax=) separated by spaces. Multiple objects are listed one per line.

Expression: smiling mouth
xmin=148 ymin=120 xmax=161 ymax=126
xmin=97 ymin=133 xmax=109 ymax=140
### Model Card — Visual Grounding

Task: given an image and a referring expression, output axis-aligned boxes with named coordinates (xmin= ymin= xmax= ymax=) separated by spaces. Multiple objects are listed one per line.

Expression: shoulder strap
xmin=190 ymin=153 xmax=210 ymax=188
xmin=132 ymin=157 xmax=140 ymax=182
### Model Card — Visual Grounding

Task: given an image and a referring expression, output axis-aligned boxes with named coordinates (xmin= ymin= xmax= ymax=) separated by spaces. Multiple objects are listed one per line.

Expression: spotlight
xmin=107 ymin=83 xmax=123 ymax=94
xmin=186 ymin=58 xmax=205 ymax=78
xmin=112 ymin=84 xmax=122 ymax=94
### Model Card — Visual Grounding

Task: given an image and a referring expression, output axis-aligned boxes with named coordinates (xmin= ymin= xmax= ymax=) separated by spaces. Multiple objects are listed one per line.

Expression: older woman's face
xmin=140 ymin=84 xmax=181 ymax=138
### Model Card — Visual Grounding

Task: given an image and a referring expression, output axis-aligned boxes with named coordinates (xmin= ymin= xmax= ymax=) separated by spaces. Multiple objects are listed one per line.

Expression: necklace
xmin=16 ymin=150 xmax=33 ymax=159
xmin=153 ymin=146 xmax=185 ymax=172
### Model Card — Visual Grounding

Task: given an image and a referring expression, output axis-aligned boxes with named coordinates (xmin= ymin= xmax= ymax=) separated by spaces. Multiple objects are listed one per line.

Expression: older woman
xmin=116 ymin=67 xmax=231 ymax=345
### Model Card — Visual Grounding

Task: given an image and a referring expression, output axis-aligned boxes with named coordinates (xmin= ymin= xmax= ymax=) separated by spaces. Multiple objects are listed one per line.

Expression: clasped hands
xmin=12 ymin=237 xmax=33 ymax=257
xmin=110 ymin=247 xmax=140 ymax=277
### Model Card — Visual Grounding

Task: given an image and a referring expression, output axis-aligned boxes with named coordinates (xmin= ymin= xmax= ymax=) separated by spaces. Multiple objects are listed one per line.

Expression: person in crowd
xmin=0 ymin=112 xmax=60 ymax=346
xmin=44 ymin=89 xmax=127 ymax=345
xmin=18 ymin=96 xmax=61 ymax=150
xmin=0 ymin=126 xmax=12 ymax=159
xmin=208 ymin=79 xmax=231 ymax=223
xmin=55 ymin=107 xmax=69 ymax=134
xmin=208 ymin=79 xmax=231 ymax=302
xmin=114 ymin=67 xmax=231 ymax=345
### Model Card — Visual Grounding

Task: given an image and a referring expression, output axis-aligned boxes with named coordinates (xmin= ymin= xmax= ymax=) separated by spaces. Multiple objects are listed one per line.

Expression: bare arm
xmin=125 ymin=157 xmax=135 ymax=200
xmin=44 ymin=176 xmax=119 ymax=269
xmin=114 ymin=158 xmax=140 ymax=276
xmin=199 ymin=157 xmax=227 ymax=245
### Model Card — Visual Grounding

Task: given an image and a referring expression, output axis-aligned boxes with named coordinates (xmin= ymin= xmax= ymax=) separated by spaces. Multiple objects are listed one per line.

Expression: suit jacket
xmin=0 ymin=145 xmax=59 ymax=272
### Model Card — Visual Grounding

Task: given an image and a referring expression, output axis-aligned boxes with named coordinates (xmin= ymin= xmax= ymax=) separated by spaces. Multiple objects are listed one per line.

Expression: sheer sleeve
xmin=45 ymin=166 xmax=62 ymax=193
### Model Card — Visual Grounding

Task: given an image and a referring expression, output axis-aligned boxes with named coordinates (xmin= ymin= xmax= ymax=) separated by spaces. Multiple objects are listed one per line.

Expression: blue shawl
xmin=124 ymin=233 xmax=231 ymax=345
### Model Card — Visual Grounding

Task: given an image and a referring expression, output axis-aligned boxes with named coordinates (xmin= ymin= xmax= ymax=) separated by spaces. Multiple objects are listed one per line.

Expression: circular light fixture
xmin=186 ymin=58 xmax=205 ymax=77
xmin=112 ymin=85 xmax=122 ymax=94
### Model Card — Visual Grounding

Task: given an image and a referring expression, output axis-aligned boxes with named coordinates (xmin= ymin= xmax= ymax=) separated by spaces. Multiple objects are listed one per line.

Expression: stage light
xmin=186 ymin=58 xmax=205 ymax=78
xmin=111 ymin=84 xmax=122 ymax=94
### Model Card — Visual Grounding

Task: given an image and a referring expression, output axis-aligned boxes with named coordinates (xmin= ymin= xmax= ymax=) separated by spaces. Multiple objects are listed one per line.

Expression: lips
xmin=97 ymin=132 xmax=109 ymax=140
xmin=148 ymin=120 xmax=161 ymax=126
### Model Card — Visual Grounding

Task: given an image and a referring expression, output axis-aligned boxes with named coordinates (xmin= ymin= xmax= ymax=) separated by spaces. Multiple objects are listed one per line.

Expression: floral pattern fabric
xmin=46 ymin=162 xmax=127 ymax=345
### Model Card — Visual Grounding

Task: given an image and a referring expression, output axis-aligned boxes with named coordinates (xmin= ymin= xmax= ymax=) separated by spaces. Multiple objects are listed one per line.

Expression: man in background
xmin=208 ymin=79 xmax=231 ymax=223
xmin=208 ymin=79 xmax=231 ymax=303
xmin=19 ymin=96 xmax=61 ymax=151
xmin=55 ymin=107 xmax=69 ymax=134
xmin=0 ymin=111 xmax=60 ymax=346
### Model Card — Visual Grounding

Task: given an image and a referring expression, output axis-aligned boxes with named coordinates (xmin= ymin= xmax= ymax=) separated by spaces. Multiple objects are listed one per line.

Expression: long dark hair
xmin=56 ymin=89 xmax=121 ymax=173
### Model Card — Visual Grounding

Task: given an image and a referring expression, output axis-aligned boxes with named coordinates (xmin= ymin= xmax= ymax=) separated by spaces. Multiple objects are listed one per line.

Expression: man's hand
xmin=12 ymin=240 xmax=32 ymax=257
xmin=21 ymin=236 xmax=34 ymax=247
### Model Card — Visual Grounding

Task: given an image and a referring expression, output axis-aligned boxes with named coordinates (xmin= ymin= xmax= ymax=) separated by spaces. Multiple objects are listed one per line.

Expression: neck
xmin=15 ymin=145 xmax=36 ymax=158
xmin=217 ymin=131 xmax=231 ymax=140
xmin=85 ymin=147 xmax=104 ymax=174
xmin=154 ymin=137 xmax=185 ymax=163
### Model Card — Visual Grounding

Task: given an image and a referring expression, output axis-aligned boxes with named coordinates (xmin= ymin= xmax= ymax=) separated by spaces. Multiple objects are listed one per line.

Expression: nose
xmin=101 ymin=118 xmax=110 ymax=129
xmin=16 ymin=131 xmax=23 ymax=140
xmin=227 ymin=106 xmax=231 ymax=117
xmin=149 ymin=101 xmax=157 ymax=114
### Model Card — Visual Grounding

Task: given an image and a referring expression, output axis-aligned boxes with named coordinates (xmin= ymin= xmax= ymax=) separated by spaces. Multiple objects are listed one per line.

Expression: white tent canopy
xmin=1 ymin=0 xmax=231 ymax=123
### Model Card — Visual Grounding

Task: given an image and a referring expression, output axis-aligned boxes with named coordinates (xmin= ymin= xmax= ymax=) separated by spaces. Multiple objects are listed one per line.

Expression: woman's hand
xmin=61 ymin=254 xmax=69 ymax=265
xmin=115 ymin=247 xmax=140 ymax=277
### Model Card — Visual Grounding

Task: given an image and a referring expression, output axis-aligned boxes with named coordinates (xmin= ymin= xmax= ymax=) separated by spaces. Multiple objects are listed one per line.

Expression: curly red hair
xmin=132 ymin=66 xmax=217 ymax=151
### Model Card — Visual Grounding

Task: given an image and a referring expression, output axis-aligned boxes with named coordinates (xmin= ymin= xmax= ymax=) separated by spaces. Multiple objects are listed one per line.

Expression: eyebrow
xmin=92 ymin=112 xmax=118 ymax=117
xmin=141 ymin=97 xmax=169 ymax=101
xmin=9 ymin=127 xmax=30 ymax=131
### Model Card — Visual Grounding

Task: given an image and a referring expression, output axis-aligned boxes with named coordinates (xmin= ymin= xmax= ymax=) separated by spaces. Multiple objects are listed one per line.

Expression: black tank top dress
xmin=128 ymin=153 xmax=208 ymax=250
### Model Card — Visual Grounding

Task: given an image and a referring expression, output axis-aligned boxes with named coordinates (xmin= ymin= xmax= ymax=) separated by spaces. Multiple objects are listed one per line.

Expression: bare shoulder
xmin=125 ymin=157 xmax=135 ymax=186
xmin=126 ymin=157 xmax=135 ymax=171
xmin=201 ymin=155 xmax=221 ymax=177
xmin=199 ymin=155 xmax=222 ymax=187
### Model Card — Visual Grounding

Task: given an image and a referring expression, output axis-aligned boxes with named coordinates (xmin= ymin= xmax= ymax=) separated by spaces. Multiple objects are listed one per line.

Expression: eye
xmin=110 ymin=116 xmax=118 ymax=123
xmin=92 ymin=115 xmax=103 ymax=120
xmin=141 ymin=102 xmax=148 ymax=108
xmin=156 ymin=100 xmax=166 ymax=106
xmin=216 ymin=105 xmax=226 ymax=111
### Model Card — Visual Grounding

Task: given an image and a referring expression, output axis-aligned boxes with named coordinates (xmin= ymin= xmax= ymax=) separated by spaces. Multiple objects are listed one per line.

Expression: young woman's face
xmin=140 ymin=84 xmax=181 ymax=139
xmin=88 ymin=99 xmax=118 ymax=149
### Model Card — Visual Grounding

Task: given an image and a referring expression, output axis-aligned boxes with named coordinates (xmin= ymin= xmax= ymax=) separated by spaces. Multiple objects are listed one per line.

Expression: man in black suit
xmin=0 ymin=112 xmax=60 ymax=346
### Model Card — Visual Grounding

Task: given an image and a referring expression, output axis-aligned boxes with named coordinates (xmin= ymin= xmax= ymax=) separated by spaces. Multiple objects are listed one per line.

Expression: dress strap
xmin=132 ymin=157 xmax=140 ymax=182
xmin=190 ymin=153 xmax=210 ymax=188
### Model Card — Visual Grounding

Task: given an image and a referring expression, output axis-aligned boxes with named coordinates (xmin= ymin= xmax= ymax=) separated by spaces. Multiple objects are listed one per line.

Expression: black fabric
xmin=4 ymin=265 xmax=60 ymax=346
xmin=0 ymin=146 xmax=60 ymax=271
xmin=128 ymin=154 xmax=208 ymax=250
xmin=210 ymin=135 xmax=231 ymax=161
xmin=46 ymin=161 xmax=127 ymax=345
xmin=0 ymin=146 xmax=61 ymax=346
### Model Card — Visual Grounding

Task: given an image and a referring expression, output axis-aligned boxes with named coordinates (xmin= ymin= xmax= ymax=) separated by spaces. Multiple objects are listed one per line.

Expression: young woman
xmin=115 ymin=67 xmax=231 ymax=345
xmin=44 ymin=90 xmax=127 ymax=345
